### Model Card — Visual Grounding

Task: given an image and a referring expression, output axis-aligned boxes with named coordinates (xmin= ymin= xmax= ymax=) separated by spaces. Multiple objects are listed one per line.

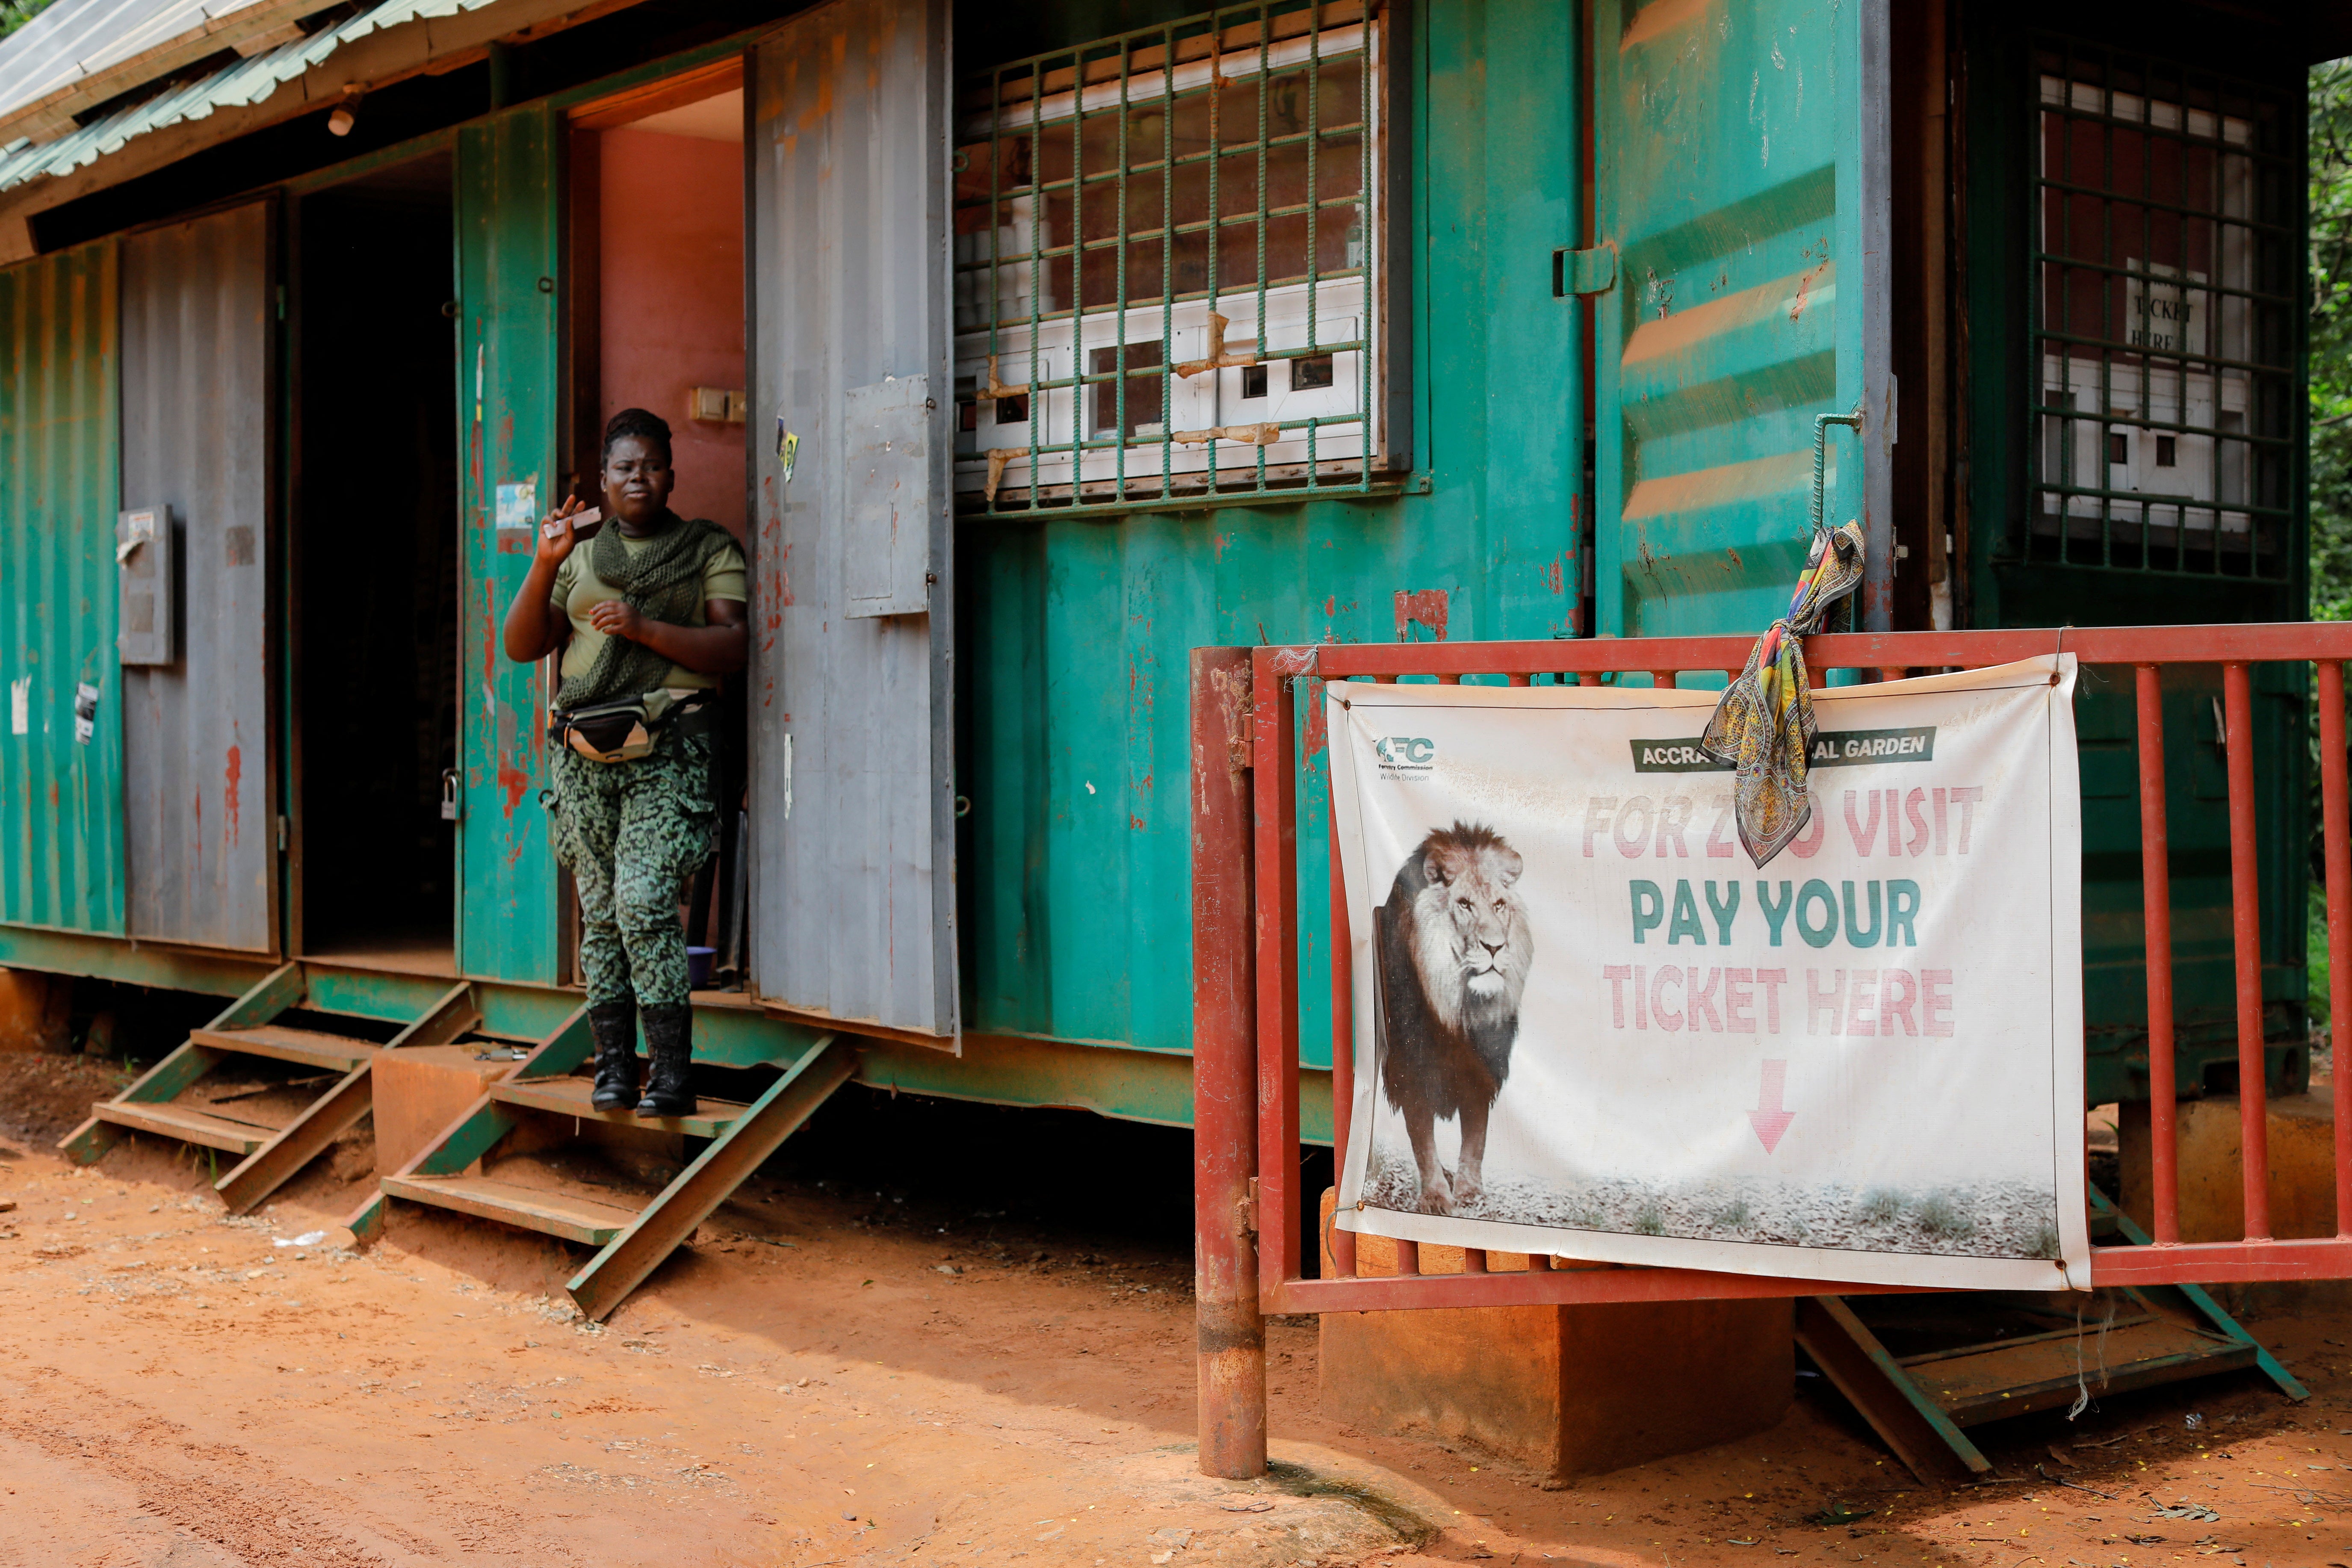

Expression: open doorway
xmin=293 ymin=152 xmax=461 ymax=970
xmin=567 ymin=66 xmax=751 ymax=989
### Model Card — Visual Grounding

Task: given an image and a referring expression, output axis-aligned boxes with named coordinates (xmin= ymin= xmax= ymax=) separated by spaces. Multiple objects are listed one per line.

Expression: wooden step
xmin=190 ymin=1025 xmax=379 ymax=1072
xmin=488 ymin=1075 xmax=748 ymax=1137
xmin=381 ymin=1173 xmax=643 ymax=1245
xmin=1913 ymin=1317 xmax=2255 ymax=1425
xmin=90 ymin=1100 xmax=271 ymax=1155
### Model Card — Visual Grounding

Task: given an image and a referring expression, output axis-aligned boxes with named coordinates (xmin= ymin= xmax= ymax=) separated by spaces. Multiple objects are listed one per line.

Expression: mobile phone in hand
xmin=543 ymin=506 xmax=604 ymax=541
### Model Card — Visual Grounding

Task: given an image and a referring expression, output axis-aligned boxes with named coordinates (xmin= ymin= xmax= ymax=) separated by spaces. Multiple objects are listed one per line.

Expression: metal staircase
xmin=347 ymin=1010 xmax=848 ymax=1321
xmin=59 ymin=963 xmax=480 ymax=1214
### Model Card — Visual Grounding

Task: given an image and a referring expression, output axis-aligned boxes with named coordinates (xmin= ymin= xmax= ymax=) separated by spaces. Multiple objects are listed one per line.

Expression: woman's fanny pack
xmin=550 ymin=688 xmax=712 ymax=764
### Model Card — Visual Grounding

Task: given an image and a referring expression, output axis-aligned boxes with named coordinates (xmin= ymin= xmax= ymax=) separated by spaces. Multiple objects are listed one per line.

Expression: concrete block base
xmin=374 ymin=1045 xmax=511 ymax=1176
xmin=1317 ymin=1193 xmax=1791 ymax=1480
xmin=2118 ymin=1089 xmax=2337 ymax=1242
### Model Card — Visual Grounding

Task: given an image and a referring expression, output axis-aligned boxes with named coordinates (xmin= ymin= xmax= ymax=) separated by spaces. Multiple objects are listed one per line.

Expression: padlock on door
xmin=440 ymin=768 xmax=464 ymax=822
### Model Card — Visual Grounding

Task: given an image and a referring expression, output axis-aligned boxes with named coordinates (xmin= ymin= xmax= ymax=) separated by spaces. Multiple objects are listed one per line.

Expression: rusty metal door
xmin=747 ymin=0 xmax=957 ymax=1039
xmin=1591 ymin=0 xmax=1893 ymax=637
xmin=119 ymin=201 xmax=278 ymax=953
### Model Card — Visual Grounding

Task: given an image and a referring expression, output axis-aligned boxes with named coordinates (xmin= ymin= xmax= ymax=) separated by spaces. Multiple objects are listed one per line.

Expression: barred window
xmin=953 ymin=2 xmax=1389 ymax=515
xmin=2029 ymin=43 xmax=2299 ymax=577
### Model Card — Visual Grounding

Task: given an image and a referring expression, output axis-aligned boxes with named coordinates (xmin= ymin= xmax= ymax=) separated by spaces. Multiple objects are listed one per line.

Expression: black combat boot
xmin=588 ymin=999 xmax=640 ymax=1112
xmin=635 ymin=1003 xmax=696 ymax=1118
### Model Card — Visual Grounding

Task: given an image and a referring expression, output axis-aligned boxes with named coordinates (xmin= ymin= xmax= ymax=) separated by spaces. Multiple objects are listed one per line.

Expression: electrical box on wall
xmin=688 ymin=386 xmax=748 ymax=423
xmin=116 ymin=506 xmax=176 ymax=665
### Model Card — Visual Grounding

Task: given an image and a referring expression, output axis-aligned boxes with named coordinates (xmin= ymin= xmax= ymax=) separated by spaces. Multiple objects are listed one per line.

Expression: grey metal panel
xmin=747 ymin=0 xmax=956 ymax=1039
xmin=119 ymin=201 xmax=275 ymax=953
xmin=842 ymin=374 xmax=934 ymax=619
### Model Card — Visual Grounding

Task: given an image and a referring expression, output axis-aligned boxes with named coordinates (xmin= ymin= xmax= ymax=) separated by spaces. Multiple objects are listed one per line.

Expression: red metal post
xmin=1252 ymin=650 xmax=1304 ymax=1298
xmin=2134 ymin=664 xmax=2180 ymax=1244
xmin=1191 ymin=647 xmax=1265 ymax=1478
xmin=1329 ymin=821 xmax=1355 ymax=1279
xmin=2221 ymin=662 xmax=2271 ymax=1240
xmin=2320 ymin=661 xmax=2352 ymax=1240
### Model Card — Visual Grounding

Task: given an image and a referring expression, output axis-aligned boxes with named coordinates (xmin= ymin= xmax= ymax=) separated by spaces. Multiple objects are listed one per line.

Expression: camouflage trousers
xmin=549 ymin=728 xmax=715 ymax=1007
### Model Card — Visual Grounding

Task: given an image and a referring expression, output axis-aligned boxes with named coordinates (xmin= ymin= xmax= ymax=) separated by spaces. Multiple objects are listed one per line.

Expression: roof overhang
xmin=0 ymin=0 xmax=638 ymax=264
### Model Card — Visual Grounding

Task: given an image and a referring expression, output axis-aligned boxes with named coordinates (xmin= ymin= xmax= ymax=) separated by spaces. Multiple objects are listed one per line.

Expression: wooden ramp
xmin=1799 ymin=1189 xmax=2308 ymax=1483
xmin=60 ymin=965 xmax=480 ymax=1215
xmin=347 ymin=1017 xmax=848 ymax=1322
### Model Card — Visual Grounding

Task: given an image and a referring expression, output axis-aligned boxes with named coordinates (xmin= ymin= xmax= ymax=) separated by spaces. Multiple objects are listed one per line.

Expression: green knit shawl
xmin=559 ymin=512 xmax=733 ymax=708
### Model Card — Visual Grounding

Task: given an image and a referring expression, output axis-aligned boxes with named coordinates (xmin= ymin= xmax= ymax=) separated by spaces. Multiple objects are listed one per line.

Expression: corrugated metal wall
xmin=747 ymin=0 xmax=959 ymax=1038
xmin=0 ymin=242 xmax=126 ymax=936
xmin=958 ymin=0 xmax=1582 ymax=1062
xmin=119 ymin=201 xmax=278 ymax=952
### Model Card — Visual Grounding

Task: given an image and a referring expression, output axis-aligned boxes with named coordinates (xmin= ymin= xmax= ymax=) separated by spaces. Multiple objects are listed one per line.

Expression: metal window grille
xmin=2026 ymin=38 xmax=2300 ymax=579
xmin=953 ymin=1 xmax=1386 ymax=517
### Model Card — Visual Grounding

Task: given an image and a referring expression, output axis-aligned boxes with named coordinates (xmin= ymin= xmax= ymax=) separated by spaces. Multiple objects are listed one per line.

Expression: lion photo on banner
xmin=1327 ymin=656 xmax=2092 ymax=1292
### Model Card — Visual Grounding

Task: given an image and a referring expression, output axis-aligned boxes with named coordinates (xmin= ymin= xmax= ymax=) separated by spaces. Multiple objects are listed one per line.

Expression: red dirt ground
xmin=0 ymin=1066 xmax=2345 ymax=1568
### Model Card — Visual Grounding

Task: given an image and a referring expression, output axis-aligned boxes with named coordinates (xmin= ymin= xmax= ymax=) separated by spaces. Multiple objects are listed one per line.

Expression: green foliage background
xmin=2312 ymin=60 xmax=2352 ymax=1037
xmin=0 ymin=0 xmax=54 ymax=41
xmin=2314 ymin=60 xmax=2352 ymax=617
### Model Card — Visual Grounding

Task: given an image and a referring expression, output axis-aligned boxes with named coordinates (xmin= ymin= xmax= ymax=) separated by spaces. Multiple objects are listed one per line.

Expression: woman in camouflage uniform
xmin=501 ymin=408 xmax=747 ymax=1117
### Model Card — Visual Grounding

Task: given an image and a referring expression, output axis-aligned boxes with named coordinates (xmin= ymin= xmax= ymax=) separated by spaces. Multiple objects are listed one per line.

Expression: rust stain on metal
xmin=1393 ymin=588 xmax=1449 ymax=642
xmin=1209 ymin=666 xmax=1252 ymax=777
xmin=496 ymin=700 xmax=528 ymax=819
xmin=223 ymin=743 xmax=241 ymax=847
xmin=1788 ymin=258 xmax=1829 ymax=323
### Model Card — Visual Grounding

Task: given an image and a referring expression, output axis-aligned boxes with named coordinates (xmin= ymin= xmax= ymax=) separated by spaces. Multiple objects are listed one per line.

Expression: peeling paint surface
xmin=1392 ymin=588 xmax=1451 ymax=643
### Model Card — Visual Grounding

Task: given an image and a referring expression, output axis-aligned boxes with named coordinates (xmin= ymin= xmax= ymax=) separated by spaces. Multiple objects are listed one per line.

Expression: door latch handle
xmin=1554 ymin=243 xmax=1618 ymax=298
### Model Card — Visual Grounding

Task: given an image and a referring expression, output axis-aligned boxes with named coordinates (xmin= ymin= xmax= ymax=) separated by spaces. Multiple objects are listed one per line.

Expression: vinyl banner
xmin=1328 ymin=656 xmax=2089 ymax=1291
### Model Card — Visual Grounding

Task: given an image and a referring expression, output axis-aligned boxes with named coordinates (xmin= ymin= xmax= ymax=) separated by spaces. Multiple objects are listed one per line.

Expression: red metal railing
xmin=1191 ymin=626 xmax=2352 ymax=1474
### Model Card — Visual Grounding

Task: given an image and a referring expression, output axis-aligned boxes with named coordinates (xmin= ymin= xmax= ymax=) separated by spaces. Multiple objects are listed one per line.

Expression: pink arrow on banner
xmin=1747 ymin=1060 xmax=1796 ymax=1154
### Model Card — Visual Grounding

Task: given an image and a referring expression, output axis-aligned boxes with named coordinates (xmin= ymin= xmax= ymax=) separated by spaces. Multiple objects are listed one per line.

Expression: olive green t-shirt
xmin=548 ymin=523 xmax=748 ymax=693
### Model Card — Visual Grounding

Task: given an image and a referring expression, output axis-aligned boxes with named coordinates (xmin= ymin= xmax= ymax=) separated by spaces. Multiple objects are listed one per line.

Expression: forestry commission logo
xmin=1631 ymin=726 xmax=1937 ymax=774
xmin=1374 ymin=736 xmax=1437 ymax=778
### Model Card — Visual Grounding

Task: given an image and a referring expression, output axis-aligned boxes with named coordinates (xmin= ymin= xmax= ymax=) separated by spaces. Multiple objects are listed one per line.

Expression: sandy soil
xmin=0 ymin=1072 xmax=2345 ymax=1568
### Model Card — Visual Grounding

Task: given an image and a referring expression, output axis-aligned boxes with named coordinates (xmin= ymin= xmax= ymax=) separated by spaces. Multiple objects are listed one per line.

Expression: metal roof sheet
xmin=0 ymin=0 xmax=499 ymax=191
xmin=0 ymin=0 xmax=278 ymax=127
